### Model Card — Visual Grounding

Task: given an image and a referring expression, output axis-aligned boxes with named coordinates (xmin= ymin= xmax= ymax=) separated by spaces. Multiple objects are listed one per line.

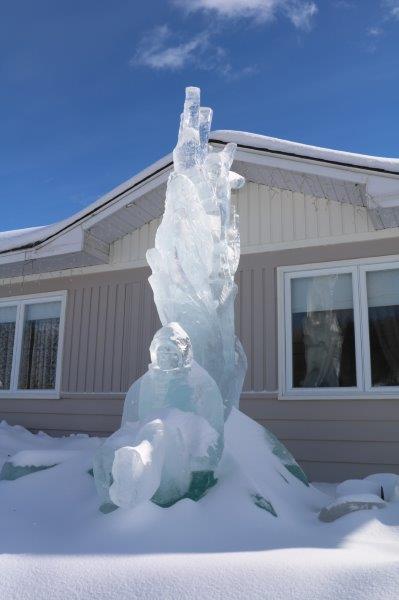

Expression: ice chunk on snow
xmin=0 ymin=449 xmax=86 ymax=481
xmin=319 ymin=494 xmax=386 ymax=522
xmin=263 ymin=427 xmax=309 ymax=486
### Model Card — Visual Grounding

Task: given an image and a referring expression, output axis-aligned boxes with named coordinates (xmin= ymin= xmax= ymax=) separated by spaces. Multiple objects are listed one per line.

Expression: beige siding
xmin=109 ymin=182 xmax=390 ymax=267
xmin=2 ymin=237 xmax=399 ymax=481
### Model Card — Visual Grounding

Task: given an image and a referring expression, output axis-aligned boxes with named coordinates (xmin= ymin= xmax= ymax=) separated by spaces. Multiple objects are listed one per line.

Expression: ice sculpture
xmin=147 ymin=86 xmax=247 ymax=420
xmin=93 ymin=323 xmax=224 ymax=509
xmin=93 ymin=86 xmax=248 ymax=510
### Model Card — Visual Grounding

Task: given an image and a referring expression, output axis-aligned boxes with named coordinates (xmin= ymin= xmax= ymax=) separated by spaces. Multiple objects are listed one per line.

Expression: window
xmin=0 ymin=293 xmax=66 ymax=396
xmin=365 ymin=268 xmax=399 ymax=388
xmin=280 ymin=260 xmax=399 ymax=397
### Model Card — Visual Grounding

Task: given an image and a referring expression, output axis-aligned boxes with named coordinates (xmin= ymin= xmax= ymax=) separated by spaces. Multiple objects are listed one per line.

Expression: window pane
xmin=0 ymin=305 xmax=17 ymax=390
xmin=291 ymin=273 xmax=356 ymax=388
xmin=367 ymin=269 xmax=399 ymax=387
xmin=18 ymin=301 xmax=61 ymax=390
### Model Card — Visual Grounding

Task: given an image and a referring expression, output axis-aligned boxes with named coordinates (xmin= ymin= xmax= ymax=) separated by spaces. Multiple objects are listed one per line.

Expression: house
xmin=1 ymin=130 xmax=399 ymax=482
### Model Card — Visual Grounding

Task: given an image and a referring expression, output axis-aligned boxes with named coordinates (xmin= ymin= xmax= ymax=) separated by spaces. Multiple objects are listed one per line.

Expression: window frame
xmin=0 ymin=291 xmax=67 ymax=399
xmin=278 ymin=256 xmax=399 ymax=400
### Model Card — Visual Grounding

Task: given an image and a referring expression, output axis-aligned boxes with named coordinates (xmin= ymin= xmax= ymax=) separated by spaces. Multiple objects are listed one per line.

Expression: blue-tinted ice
xmin=93 ymin=87 xmax=247 ymax=509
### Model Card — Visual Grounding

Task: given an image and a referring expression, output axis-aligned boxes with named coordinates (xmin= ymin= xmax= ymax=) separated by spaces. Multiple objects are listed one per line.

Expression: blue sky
xmin=1 ymin=0 xmax=399 ymax=231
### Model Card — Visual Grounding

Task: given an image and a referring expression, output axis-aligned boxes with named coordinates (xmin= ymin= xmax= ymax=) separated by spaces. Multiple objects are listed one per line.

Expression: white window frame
xmin=278 ymin=255 xmax=399 ymax=400
xmin=0 ymin=291 xmax=67 ymax=399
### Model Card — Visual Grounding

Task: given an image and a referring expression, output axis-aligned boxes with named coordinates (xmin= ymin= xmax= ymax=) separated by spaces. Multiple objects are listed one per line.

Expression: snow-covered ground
xmin=1 ymin=413 xmax=399 ymax=600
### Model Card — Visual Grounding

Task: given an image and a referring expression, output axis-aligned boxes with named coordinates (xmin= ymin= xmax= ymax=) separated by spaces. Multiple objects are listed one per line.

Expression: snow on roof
xmin=0 ymin=222 xmax=70 ymax=253
xmin=211 ymin=130 xmax=399 ymax=175
xmin=1 ymin=131 xmax=398 ymax=255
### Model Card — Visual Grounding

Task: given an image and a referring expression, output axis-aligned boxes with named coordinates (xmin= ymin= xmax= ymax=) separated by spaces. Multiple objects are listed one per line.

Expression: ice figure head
xmin=150 ymin=323 xmax=193 ymax=371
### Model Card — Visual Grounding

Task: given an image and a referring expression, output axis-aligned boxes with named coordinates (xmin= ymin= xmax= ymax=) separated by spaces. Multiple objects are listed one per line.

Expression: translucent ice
xmin=94 ymin=87 xmax=248 ymax=510
xmin=146 ymin=86 xmax=247 ymax=420
xmin=93 ymin=323 xmax=224 ymax=509
xmin=319 ymin=494 xmax=386 ymax=522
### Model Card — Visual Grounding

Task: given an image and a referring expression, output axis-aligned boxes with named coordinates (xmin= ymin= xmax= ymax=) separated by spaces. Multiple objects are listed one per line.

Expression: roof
xmin=0 ymin=131 xmax=398 ymax=277
xmin=211 ymin=131 xmax=399 ymax=176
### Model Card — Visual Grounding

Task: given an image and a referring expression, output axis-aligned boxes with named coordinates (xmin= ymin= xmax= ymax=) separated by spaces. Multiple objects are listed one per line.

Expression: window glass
xmin=0 ymin=305 xmax=17 ymax=390
xmin=18 ymin=301 xmax=61 ymax=390
xmin=367 ymin=268 xmax=399 ymax=387
xmin=291 ymin=273 xmax=356 ymax=388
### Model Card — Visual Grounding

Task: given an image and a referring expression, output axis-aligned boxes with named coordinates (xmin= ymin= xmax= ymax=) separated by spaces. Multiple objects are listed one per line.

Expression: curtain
xmin=19 ymin=318 xmax=59 ymax=389
xmin=371 ymin=306 xmax=399 ymax=386
xmin=0 ymin=322 xmax=15 ymax=389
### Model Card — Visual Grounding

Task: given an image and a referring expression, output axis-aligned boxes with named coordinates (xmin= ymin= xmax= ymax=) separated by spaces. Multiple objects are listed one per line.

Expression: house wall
xmin=2 ymin=235 xmax=399 ymax=481
xmin=110 ymin=182 xmax=399 ymax=268
xmin=2 ymin=182 xmax=399 ymax=482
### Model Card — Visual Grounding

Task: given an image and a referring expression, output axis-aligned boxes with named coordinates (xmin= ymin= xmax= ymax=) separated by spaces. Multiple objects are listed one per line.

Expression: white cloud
xmin=287 ymin=1 xmax=318 ymax=30
xmin=131 ymin=25 xmax=210 ymax=70
xmin=383 ymin=0 xmax=399 ymax=19
xmin=367 ymin=26 xmax=383 ymax=36
xmin=173 ymin=0 xmax=318 ymax=31
xmin=131 ymin=24 xmax=257 ymax=78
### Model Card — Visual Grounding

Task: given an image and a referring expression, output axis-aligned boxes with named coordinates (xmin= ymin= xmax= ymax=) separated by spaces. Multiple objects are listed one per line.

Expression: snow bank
xmin=1 ymin=413 xmax=399 ymax=599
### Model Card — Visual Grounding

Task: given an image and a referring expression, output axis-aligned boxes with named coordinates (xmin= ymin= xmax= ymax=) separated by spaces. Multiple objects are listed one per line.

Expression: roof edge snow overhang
xmin=1 ymin=131 xmax=399 ymax=273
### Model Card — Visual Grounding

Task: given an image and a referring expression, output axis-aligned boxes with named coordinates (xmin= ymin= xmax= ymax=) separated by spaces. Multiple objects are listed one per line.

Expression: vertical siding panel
xmin=240 ymin=268 xmax=253 ymax=391
xmin=61 ymin=288 xmax=75 ymax=390
xmin=76 ymin=287 xmax=92 ymax=391
xmin=93 ymin=285 xmax=109 ymax=393
xmin=130 ymin=230 xmax=140 ymax=261
xmin=305 ymin=195 xmax=318 ymax=239
xmin=329 ymin=200 xmax=343 ymax=237
xmin=342 ymin=204 xmax=356 ymax=234
xmin=85 ymin=285 xmax=100 ymax=392
xmin=264 ymin=263 xmax=277 ymax=390
xmin=121 ymin=235 xmax=130 ymax=262
xmin=111 ymin=284 xmax=127 ymax=391
xmin=355 ymin=206 xmax=370 ymax=233
xmin=139 ymin=223 xmax=150 ymax=260
xmin=134 ymin=281 xmax=145 ymax=380
xmin=270 ymin=188 xmax=283 ymax=243
xmin=259 ymin=183 xmax=271 ymax=245
xmin=130 ymin=281 xmax=143 ymax=384
xmin=112 ymin=239 xmax=121 ymax=263
xmin=252 ymin=267 xmax=264 ymax=391
xmin=68 ymin=288 xmax=84 ymax=392
xmin=102 ymin=284 xmax=118 ymax=392
xmin=282 ymin=190 xmax=294 ymax=242
xmin=366 ymin=210 xmax=376 ymax=232
xmin=293 ymin=192 xmax=306 ymax=240
xmin=248 ymin=183 xmax=260 ymax=247
xmin=121 ymin=282 xmax=134 ymax=390
xmin=317 ymin=197 xmax=331 ymax=238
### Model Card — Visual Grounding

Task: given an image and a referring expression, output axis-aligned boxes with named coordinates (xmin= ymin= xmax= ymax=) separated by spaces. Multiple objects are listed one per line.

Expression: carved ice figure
xmin=93 ymin=323 xmax=224 ymax=509
xmin=146 ymin=86 xmax=247 ymax=420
